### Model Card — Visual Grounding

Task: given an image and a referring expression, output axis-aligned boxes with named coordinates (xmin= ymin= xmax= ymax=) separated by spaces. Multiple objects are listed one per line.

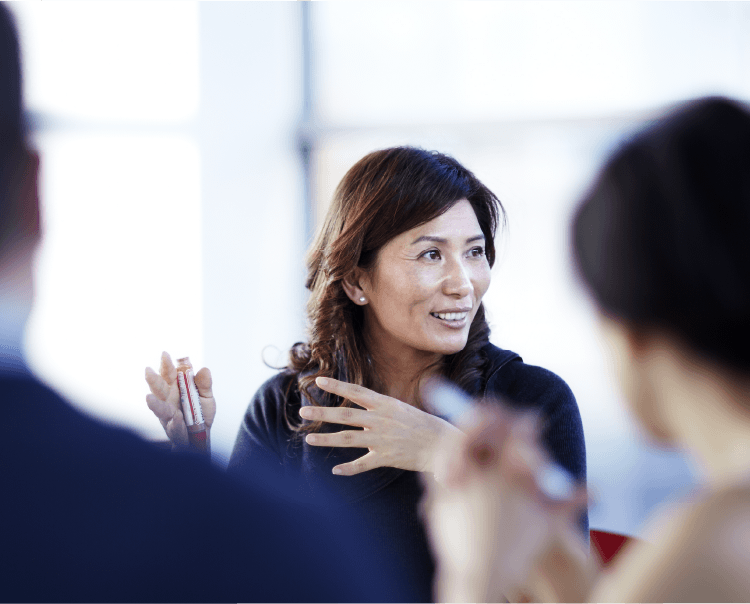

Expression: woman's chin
xmin=428 ymin=335 xmax=470 ymax=356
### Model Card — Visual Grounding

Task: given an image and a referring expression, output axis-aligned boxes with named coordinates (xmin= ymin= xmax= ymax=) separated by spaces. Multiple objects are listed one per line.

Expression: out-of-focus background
xmin=11 ymin=1 xmax=750 ymax=538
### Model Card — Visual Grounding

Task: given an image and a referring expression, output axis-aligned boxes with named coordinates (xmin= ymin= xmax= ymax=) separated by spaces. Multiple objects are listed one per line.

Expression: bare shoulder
xmin=593 ymin=484 xmax=750 ymax=602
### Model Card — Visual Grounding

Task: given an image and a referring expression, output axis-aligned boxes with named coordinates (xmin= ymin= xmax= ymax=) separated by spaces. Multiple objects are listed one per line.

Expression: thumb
xmin=194 ymin=367 xmax=213 ymax=398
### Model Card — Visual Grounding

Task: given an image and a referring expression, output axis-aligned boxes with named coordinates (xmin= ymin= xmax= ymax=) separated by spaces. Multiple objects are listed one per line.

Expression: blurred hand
xmin=299 ymin=377 xmax=465 ymax=476
xmin=422 ymin=403 xmax=589 ymax=602
xmin=145 ymin=351 xmax=216 ymax=448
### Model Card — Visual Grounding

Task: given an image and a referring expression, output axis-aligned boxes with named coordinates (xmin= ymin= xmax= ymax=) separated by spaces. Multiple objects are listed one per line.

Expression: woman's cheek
xmin=474 ymin=263 xmax=492 ymax=299
xmin=412 ymin=264 xmax=443 ymax=293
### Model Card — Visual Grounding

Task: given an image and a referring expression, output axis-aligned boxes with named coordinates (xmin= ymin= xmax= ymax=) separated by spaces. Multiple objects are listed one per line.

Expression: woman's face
xmin=359 ymin=199 xmax=492 ymax=360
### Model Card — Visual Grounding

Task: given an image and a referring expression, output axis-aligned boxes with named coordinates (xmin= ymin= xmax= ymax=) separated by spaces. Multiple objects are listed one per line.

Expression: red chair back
xmin=590 ymin=529 xmax=632 ymax=567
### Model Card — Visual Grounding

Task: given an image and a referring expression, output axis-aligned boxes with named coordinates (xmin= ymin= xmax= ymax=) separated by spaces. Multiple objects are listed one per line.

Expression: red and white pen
xmin=175 ymin=356 xmax=209 ymax=454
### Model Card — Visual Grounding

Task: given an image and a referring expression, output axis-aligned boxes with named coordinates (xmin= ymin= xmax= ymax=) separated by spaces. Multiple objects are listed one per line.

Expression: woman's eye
xmin=421 ymin=249 xmax=441 ymax=261
xmin=469 ymin=246 xmax=486 ymax=258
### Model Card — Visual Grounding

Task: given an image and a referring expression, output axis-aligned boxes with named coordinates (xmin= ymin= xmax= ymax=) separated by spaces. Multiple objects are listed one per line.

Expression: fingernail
xmin=299 ymin=407 xmax=312 ymax=418
xmin=317 ymin=377 xmax=328 ymax=387
xmin=306 ymin=434 xmax=317 ymax=444
xmin=332 ymin=467 xmax=342 ymax=475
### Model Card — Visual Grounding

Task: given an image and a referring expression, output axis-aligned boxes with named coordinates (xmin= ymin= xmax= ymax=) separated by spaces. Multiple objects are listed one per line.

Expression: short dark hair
xmin=572 ymin=97 xmax=750 ymax=372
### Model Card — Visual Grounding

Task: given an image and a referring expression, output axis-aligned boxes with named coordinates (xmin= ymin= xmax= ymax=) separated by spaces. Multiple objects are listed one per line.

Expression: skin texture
xmin=343 ymin=198 xmax=491 ymax=387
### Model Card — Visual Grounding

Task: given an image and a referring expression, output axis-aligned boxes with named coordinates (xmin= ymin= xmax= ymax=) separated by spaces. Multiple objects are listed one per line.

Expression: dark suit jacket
xmin=1 ymin=369 xmax=408 ymax=602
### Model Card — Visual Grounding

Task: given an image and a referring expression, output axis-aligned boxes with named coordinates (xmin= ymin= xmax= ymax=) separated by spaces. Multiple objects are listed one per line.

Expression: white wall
xmin=197 ymin=2 xmax=306 ymax=465
xmin=12 ymin=3 xmax=306 ymax=467
xmin=14 ymin=2 xmax=205 ymax=438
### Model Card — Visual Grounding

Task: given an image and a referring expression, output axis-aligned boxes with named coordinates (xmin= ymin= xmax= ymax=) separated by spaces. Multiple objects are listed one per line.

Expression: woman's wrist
xmin=427 ymin=419 xmax=465 ymax=482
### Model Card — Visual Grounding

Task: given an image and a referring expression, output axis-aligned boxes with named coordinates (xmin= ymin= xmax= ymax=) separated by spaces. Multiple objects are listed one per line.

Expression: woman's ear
xmin=342 ymin=270 xmax=369 ymax=306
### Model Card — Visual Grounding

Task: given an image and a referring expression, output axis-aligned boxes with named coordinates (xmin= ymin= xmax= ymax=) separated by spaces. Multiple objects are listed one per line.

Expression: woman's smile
xmin=429 ymin=309 xmax=471 ymax=329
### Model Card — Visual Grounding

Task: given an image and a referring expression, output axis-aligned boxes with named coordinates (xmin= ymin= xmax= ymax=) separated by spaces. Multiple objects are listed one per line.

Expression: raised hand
xmin=299 ymin=377 xmax=464 ymax=476
xmin=145 ymin=351 xmax=216 ymax=448
xmin=422 ymin=402 xmax=590 ymax=603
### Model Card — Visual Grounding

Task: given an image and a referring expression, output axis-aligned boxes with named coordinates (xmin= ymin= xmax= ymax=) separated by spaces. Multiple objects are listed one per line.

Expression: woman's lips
xmin=430 ymin=311 xmax=469 ymax=329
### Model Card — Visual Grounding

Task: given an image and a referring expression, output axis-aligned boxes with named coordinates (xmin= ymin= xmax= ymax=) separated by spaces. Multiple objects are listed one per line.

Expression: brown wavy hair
xmin=287 ymin=146 xmax=506 ymax=432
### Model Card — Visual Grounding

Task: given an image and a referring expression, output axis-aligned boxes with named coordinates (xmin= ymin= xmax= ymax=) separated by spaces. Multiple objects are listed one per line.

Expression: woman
xmin=146 ymin=146 xmax=587 ymax=601
xmin=424 ymin=97 xmax=750 ymax=602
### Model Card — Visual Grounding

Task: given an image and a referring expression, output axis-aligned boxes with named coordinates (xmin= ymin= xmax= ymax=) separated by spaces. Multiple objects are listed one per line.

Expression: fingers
xmin=465 ymin=406 xmax=515 ymax=451
xmin=305 ymin=430 xmax=367 ymax=448
xmin=331 ymin=451 xmax=379 ymax=476
xmin=145 ymin=366 xmax=171 ymax=401
xmin=478 ymin=414 xmax=584 ymax=513
xmin=454 ymin=406 xmax=582 ymax=508
xmin=299 ymin=404 xmax=374 ymax=428
xmin=193 ymin=366 xmax=216 ymax=427
xmin=146 ymin=352 xmax=189 ymax=446
xmin=441 ymin=406 xmax=515 ymax=487
xmin=164 ymin=408 xmax=188 ymax=446
xmin=159 ymin=350 xmax=177 ymax=385
xmin=315 ymin=377 xmax=382 ymax=410
xmin=194 ymin=367 xmax=213 ymax=398
xmin=146 ymin=393 xmax=177 ymax=425
xmin=146 ymin=393 xmax=188 ymax=447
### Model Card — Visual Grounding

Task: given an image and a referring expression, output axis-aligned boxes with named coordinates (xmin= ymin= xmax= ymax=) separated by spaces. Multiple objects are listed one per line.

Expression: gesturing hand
xmin=144 ymin=351 xmax=217 ymax=448
xmin=422 ymin=403 xmax=590 ymax=603
xmin=298 ymin=377 xmax=464 ymax=476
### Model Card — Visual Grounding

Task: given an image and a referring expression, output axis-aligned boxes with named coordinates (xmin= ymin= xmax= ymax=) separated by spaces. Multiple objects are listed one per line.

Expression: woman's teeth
xmin=431 ymin=312 xmax=468 ymax=321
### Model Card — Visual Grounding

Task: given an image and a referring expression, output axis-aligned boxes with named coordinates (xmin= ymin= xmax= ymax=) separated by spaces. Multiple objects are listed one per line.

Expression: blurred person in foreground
xmin=423 ymin=96 xmax=750 ymax=602
xmin=0 ymin=6 xmax=410 ymax=602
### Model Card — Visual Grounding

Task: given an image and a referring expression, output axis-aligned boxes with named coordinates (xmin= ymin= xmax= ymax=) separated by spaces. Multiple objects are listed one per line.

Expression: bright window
xmin=11 ymin=3 xmax=202 ymax=437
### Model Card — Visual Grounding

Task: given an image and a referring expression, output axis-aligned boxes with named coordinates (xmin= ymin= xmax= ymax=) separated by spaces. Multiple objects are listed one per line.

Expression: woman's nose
xmin=443 ymin=259 xmax=473 ymax=298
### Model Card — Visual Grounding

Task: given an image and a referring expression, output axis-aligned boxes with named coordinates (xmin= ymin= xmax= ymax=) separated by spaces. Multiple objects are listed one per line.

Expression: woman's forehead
xmin=399 ymin=200 xmax=482 ymax=244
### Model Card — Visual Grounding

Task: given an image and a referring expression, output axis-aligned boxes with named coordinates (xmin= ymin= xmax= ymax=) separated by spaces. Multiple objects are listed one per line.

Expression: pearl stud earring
xmin=359 ymin=297 xmax=366 ymax=303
